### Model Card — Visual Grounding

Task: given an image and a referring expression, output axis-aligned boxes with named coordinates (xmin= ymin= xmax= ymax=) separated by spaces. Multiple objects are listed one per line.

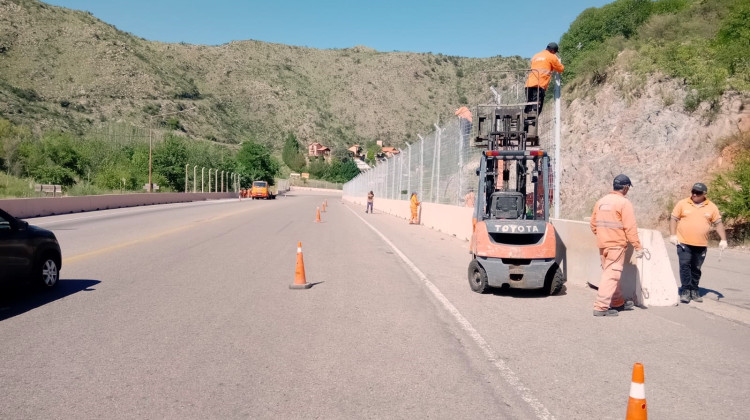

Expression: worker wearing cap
xmin=525 ymin=42 xmax=564 ymax=117
xmin=590 ymin=174 xmax=644 ymax=317
xmin=669 ymin=182 xmax=727 ymax=304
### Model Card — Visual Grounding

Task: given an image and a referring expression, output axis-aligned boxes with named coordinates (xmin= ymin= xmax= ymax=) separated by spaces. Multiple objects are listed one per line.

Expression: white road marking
xmin=347 ymin=206 xmax=554 ymax=420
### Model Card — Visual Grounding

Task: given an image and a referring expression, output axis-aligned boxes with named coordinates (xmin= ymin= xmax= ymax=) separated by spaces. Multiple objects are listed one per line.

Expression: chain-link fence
xmin=344 ymin=72 xmax=561 ymax=211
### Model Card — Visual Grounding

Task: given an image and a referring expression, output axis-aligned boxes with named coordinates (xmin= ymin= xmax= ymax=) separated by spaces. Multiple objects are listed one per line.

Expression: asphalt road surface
xmin=1 ymin=192 xmax=748 ymax=419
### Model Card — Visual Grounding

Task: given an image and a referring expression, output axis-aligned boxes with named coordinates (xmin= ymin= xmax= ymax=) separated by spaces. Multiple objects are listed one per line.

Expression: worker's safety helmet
xmin=613 ymin=174 xmax=633 ymax=190
xmin=546 ymin=42 xmax=559 ymax=53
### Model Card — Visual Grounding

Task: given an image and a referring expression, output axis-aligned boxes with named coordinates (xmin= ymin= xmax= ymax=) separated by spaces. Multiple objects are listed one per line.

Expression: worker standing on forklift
xmin=525 ymin=42 xmax=564 ymax=117
xmin=409 ymin=192 xmax=420 ymax=224
xmin=590 ymin=174 xmax=644 ymax=317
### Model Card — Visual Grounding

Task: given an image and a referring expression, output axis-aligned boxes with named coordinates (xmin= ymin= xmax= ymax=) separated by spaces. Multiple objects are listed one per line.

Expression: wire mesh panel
xmin=344 ymin=71 xmax=561 ymax=209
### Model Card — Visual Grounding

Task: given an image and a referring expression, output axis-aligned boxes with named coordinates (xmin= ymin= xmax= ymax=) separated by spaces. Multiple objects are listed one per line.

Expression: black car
xmin=0 ymin=208 xmax=61 ymax=288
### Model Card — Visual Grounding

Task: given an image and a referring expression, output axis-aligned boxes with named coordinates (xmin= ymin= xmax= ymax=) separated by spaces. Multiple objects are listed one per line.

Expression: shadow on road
xmin=0 ymin=279 xmax=101 ymax=321
xmin=699 ymin=287 xmax=724 ymax=300
xmin=487 ymin=285 xmax=568 ymax=298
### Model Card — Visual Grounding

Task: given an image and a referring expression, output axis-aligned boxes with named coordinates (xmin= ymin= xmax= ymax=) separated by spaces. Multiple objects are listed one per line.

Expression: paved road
xmin=1 ymin=192 xmax=748 ymax=419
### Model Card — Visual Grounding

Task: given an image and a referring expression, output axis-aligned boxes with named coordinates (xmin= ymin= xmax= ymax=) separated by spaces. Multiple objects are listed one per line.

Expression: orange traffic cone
xmin=290 ymin=242 xmax=312 ymax=289
xmin=626 ymin=363 xmax=647 ymax=420
xmin=322 ymin=202 xmax=326 ymax=212
xmin=315 ymin=207 xmax=321 ymax=223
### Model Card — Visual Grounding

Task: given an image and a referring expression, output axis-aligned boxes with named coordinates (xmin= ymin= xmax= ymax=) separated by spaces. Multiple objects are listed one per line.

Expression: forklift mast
xmin=472 ymin=72 xmax=550 ymax=224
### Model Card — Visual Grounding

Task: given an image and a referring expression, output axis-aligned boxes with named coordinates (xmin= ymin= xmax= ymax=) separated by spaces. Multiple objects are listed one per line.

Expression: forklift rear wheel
xmin=545 ymin=264 xmax=564 ymax=296
xmin=468 ymin=259 xmax=489 ymax=294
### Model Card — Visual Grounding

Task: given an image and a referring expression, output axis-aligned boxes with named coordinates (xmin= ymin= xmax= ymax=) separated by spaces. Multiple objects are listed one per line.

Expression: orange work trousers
xmin=410 ymin=207 xmax=418 ymax=222
xmin=593 ymin=246 xmax=626 ymax=311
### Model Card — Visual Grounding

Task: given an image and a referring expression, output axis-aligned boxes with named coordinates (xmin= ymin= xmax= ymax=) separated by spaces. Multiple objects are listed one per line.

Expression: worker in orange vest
xmin=525 ymin=42 xmax=564 ymax=117
xmin=409 ymin=192 xmax=421 ymax=224
xmin=590 ymin=174 xmax=643 ymax=317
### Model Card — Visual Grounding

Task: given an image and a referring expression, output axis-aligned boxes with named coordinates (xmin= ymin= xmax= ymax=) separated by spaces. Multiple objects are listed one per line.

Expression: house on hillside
xmin=381 ymin=146 xmax=400 ymax=158
xmin=308 ymin=142 xmax=331 ymax=158
xmin=347 ymin=144 xmax=362 ymax=158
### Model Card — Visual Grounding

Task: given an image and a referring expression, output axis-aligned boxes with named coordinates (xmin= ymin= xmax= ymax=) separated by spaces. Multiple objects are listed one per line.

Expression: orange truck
xmin=250 ymin=180 xmax=276 ymax=199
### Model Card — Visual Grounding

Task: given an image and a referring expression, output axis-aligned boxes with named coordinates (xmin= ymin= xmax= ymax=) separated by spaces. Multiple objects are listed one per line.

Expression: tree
xmin=236 ymin=139 xmax=280 ymax=186
xmin=153 ymin=134 xmax=189 ymax=191
xmin=282 ymin=132 xmax=306 ymax=172
xmin=711 ymin=152 xmax=750 ymax=223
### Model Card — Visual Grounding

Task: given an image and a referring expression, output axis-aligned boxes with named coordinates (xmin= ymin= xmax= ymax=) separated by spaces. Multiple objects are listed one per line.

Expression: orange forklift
xmin=468 ymin=91 xmax=565 ymax=295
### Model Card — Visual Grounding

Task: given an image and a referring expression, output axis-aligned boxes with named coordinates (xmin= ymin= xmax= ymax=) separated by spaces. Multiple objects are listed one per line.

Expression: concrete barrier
xmin=344 ymin=195 xmax=678 ymax=307
xmin=0 ymin=192 xmax=237 ymax=219
xmin=551 ymin=219 xmax=678 ymax=307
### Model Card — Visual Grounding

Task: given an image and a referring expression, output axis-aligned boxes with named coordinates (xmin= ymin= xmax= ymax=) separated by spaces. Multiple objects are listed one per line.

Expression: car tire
xmin=37 ymin=254 xmax=59 ymax=288
xmin=468 ymin=259 xmax=489 ymax=294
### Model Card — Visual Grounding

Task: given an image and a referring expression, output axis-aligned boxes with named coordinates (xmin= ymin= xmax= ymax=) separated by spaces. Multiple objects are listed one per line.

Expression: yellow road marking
xmin=63 ymin=205 xmax=255 ymax=265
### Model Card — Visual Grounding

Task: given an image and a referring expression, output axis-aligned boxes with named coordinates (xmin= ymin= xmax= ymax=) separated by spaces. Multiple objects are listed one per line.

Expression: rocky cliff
xmin=561 ymin=73 xmax=749 ymax=230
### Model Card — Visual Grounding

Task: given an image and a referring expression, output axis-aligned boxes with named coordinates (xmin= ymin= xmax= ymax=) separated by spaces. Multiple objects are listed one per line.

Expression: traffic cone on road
xmin=290 ymin=241 xmax=312 ymax=289
xmin=315 ymin=207 xmax=321 ymax=223
xmin=626 ymin=363 xmax=648 ymax=420
xmin=322 ymin=201 xmax=327 ymax=212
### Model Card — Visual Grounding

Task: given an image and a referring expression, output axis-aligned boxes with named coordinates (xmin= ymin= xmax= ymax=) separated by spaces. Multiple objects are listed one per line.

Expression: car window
xmin=0 ymin=214 xmax=10 ymax=231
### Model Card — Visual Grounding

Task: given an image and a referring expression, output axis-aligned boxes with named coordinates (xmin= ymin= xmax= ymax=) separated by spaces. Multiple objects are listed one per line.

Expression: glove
xmin=629 ymin=249 xmax=644 ymax=265
xmin=719 ymin=240 xmax=728 ymax=250
xmin=669 ymin=235 xmax=678 ymax=245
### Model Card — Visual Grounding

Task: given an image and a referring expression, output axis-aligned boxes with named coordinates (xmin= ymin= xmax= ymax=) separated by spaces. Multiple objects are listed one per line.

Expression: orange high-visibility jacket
xmin=410 ymin=195 xmax=420 ymax=210
xmin=525 ymin=50 xmax=564 ymax=90
xmin=590 ymin=191 xmax=642 ymax=250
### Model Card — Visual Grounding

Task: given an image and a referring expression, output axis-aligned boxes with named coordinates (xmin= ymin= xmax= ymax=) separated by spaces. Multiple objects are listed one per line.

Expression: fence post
xmin=202 ymin=168 xmax=205 ymax=193
xmin=554 ymin=72 xmax=562 ymax=219
xmin=418 ymin=134 xmax=424 ymax=200
xmin=215 ymin=169 xmax=218 ymax=192
xmin=398 ymin=150 xmax=403 ymax=200
xmin=434 ymin=124 xmax=442 ymax=204
xmin=185 ymin=164 xmax=189 ymax=193
xmin=458 ymin=119 xmax=463 ymax=205
xmin=391 ymin=156 xmax=396 ymax=200
xmin=406 ymin=142 xmax=412 ymax=197
xmin=384 ymin=158 xmax=389 ymax=200
xmin=193 ymin=166 xmax=197 ymax=193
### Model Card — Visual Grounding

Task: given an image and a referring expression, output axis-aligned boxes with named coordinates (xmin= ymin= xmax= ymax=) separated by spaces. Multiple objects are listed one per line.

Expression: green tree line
xmin=0 ymin=118 xmax=283 ymax=195
xmin=282 ymin=133 xmax=360 ymax=184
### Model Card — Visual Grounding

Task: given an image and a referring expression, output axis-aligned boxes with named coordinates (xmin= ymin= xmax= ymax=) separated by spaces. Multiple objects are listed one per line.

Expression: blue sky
xmin=44 ymin=0 xmax=612 ymax=58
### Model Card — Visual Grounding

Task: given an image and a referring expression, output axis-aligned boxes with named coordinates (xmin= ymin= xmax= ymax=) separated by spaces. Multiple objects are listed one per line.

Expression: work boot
xmin=680 ymin=289 xmax=691 ymax=304
xmin=611 ymin=300 xmax=635 ymax=311
xmin=691 ymin=289 xmax=703 ymax=303
xmin=593 ymin=309 xmax=619 ymax=317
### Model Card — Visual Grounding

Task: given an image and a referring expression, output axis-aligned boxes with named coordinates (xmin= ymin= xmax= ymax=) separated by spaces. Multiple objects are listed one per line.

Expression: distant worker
xmin=366 ymin=190 xmax=374 ymax=214
xmin=464 ymin=188 xmax=475 ymax=208
xmin=455 ymin=106 xmax=473 ymax=140
xmin=669 ymin=182 xmax=728 ymax=304
xmin=525 ymin=42 xmax=564 ymax=118
xmin=590 ymin=174 xmax=643 ymax=317
xmin=409 ymin=192 xmax=421 ymax=224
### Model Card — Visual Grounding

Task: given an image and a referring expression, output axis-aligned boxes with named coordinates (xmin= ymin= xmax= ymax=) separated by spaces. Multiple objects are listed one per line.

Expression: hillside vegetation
xmin=557 ymin=0 xmax=750 ymax=239
xmin=560 ymin=0 xmax=749 ymax=111
xmin=0 ymin=0 xmax=524 ymax=149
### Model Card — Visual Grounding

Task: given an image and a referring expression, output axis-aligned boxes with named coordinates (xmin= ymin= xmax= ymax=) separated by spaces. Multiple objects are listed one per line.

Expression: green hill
xmin=0 ymin=0 xmax=524 ymax=150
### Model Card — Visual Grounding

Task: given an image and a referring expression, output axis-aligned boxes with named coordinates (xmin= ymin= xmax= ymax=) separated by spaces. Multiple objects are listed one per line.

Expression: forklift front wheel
xmin=468 ymin=259 xmax=489 ymax=294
